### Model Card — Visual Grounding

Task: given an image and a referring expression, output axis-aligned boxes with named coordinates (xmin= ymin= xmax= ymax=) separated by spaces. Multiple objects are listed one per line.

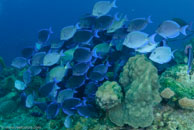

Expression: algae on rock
xmin=108 ymin=55 xmax=161 ymax=128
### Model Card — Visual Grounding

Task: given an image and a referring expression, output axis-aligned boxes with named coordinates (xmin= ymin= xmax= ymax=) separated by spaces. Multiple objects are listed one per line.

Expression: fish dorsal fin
xmin=162 ymin=40 xmax=167 ymax=47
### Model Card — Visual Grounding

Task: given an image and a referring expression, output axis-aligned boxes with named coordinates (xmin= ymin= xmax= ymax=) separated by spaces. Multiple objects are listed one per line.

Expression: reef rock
xmin=108 ymin=55 xmax=161 ymax=128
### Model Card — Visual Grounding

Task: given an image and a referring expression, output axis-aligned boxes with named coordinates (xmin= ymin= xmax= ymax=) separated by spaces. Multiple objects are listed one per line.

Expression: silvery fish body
xmin=149 ymin=46 xmax=174 ymax=64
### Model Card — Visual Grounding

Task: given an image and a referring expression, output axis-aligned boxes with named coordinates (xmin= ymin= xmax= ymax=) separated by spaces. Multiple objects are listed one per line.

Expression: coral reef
xmin=96 ymin=81 xmax=123 ymax=110
xmin=160 ymin=64 xmax=194 ymax=102
xmin=108 ymin=55 xmax=161 ymax=128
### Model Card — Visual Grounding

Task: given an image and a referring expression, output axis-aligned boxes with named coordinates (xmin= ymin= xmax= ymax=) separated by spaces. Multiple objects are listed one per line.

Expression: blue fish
xmin=73 ymin=30 xmax=93 ymax=44
xmin=78 ymin=14 xmax=97 ymax=29
xmin=62 ymin=98 xmax=81 ymax=109
xmin=72 ymin=62 xmax=93 ymax=76
xmin=25 ymin=94 xmax=34 ymax=108
xmin=11 ymin=57 xmax=27 ymax=69
xmin=88 ymin=71 xmax=106 ymax=82
xmin=92 ymin=61 xmax=111 ymax=75
xmin=39 ymin=82 xmax=55 ymax=97
xmin=66 ymin=75 xmax=86 ymax=89
xmin=21 ymin=47 xmax=34 ymax=58
xmin=28 ymin=66 xmax=42 ymax=76
xmin=23 ymin=70 xmax=31 ymax=84
xmin=77 ymin=104 xmax=99 ymax=118
xmin=38 ymin=27 xmax=53 ymax=43
xmin=31 ymin=52 xmax=46 ymax=66
xmin=64 ymin=115 xmax=73 ymax=128
xmin=62 ymin=98 xmax=81 ymax=115
xmin=57 ymin=89 xmax=76 ymax=103
xmin=95 ymin=15 xmax=114 ymax=31
xmin=84 ymin=82 xmax=98 ymax=97
xmin=46 ymin=102 xmax=60 ymax=119
xmin=73 ymin=47 xmax=97 ymax=63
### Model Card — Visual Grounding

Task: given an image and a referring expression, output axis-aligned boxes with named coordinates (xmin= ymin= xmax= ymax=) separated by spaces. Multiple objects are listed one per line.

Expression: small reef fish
xmin=25 ymin=94 xmax=34 ymax=108
xmin=127 ymin=16 xmax=152 ymax=32
xmin=73 ymin=47 xmax=96 ymax=63
xmin=66 ymin=75 xmax=86 ymax=89
xmin=23 ymin=69 xmax=31 ymax=84
xmin=38 ymin=27 xmax=53 ymax=43
xmin=72 ymin=62 xmax=93 ymax=76
xmin=107 ymin=14 xmax=127 ymax=33
xmin=73 ymin=30 xmax=94 ymax=44
xmin=43 ymin=52 xmax=62 ymax=66
xmin=95 ymin=15 xmax=115 ymax=31
xmin=92 ymin=0 xmax=117 ymax=17
xmin=31 ymin=52 xmax=46 ymax=66
xmin=21 ymin=47 xmax=34 ymax=58
xmin=123 ymin=31 xmax=156 ymax=49
xmin=78 ymin=14 xmax=97 ymax=29
xmin=60 ymin=25 xmax=77 ymax=41
xmin=57 ymin=89 xmax=75 ymax=103
xmin=11 ymin=57 xmax=27 ymax=69
xmin=46 ymin=102 xmax=60 ymax=119
xmin=14 ymin=80 xmax=27 ymax=91
xmin=156 ymin=20 xmax=188 ymax=39
xmin=64 ymin=116 xmax=73 ymax=128
xmin=136 ymin=35 xmax=158 ymax=53
xmin=149 ymin=46 xmax=175 ymax=64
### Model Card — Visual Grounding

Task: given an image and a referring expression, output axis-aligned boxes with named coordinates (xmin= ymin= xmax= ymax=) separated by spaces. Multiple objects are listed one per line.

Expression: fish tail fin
xmin=162 ymin=40 xmax=167 ymax=46
xmin=92 ymin=48 xmax=98 ymax=58
xmin=49 ymin=27 xmax=53 ymax=34
xmin=27 ymin=59 xmax=31 ymax=65
xmin=75 ymin=22 xmax=81 ymax=29
xmin=109 ymin=40 xmax=114 ymax=47
xmin=106 ymin=61 xmax=111 ymax=67
xmin=94 ymin=30 xmax=100 ymax=38
xmin=147 ymin=16 xmax=153 ymax=23
xmin=60 ymin=50 xmax=64 ymax=56
xmin=65 ymin=62 xmax=72 ymax=69
xmin=112 ymin=0 xmax=117 ymax=8
xmin=114 ymin=12 xmax=120 ymax=21
xmin=180 ymin=25 xmax=189 ymax=36
xmin=149 ymin=33 xmax=157 ymax=44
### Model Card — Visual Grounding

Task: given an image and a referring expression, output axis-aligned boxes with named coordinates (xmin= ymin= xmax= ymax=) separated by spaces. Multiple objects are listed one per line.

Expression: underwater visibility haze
xmin=1 ymin=0 xmax=194 ymax=129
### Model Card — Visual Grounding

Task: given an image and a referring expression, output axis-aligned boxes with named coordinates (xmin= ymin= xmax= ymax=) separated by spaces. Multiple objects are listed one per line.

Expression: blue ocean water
xmin=0 ymin=0 xmax=193 ymax=65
